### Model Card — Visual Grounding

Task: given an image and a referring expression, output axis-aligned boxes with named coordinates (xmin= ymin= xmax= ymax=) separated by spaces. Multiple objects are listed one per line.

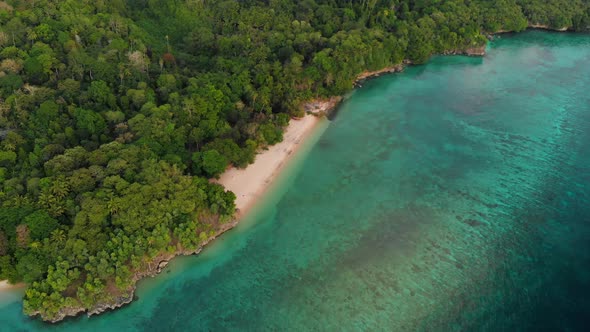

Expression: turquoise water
xmin=1 ymin=30 xmax=590 ymax=331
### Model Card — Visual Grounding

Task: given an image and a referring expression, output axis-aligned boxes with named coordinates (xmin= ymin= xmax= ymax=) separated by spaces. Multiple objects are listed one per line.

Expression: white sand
xmin=0 ymin=112 xmax=327 ymax=295
xmin=0 ymin=280 xmax=23 ymax=291
xmin=216 ymin=114 xmax=321 ymax=218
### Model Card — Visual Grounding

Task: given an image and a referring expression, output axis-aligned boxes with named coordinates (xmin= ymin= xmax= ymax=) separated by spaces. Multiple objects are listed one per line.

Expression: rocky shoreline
xmin=303 ymin=96 xmax=343 ymax=116
xmin=526 ymin=24 xmax=569 ymax=32
xmin=31 ymin=219 xmax=239 ymax=323
xmin=491 ymin=24 xmax=571 ymax=39
xmin=33 ymin=102 xmax=343 ymax=324
xmin=299 ymin=24 xmax=577 ymax=118
xmin=441 ymin=45 xmax=487 ymax=56
xmin=355 ymin=63 xmax=405 ymax=82
xmin=301 ymin=65 xmax=406 ymax=117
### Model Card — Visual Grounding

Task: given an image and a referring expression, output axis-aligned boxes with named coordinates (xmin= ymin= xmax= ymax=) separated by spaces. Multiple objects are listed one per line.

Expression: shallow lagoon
xmin=1 ymin=30 xmax=589 ymax=331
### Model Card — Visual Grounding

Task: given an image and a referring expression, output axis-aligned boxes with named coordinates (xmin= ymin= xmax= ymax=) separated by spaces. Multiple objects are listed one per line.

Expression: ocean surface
xmin=1 ymin=30 xmax=589 ymax=331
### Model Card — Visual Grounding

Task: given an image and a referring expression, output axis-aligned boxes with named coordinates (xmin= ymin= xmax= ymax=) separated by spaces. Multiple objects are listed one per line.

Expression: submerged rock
xmin=156 ymin=260 xmax=169 ymax=273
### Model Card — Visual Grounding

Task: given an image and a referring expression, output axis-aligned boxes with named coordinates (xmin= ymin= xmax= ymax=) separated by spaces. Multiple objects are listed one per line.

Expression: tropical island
xmin=0 ymin=0 xmax=588 ymax=323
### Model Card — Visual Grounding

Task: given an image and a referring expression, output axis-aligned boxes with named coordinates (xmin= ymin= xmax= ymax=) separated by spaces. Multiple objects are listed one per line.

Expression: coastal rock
xmin=464 ymin=45 xmax=487 ymax=56
xmin=529 ymin=24 xmax=569 ymax=32
xmin=88 ymin=294 xmax=134 ymax=318
xmin=156 ymin=260 xmax=169 ymax=273
xmin=301 ymin=64 xmax=406 ymax=117
xmin=441 ymin=45 xmax=487 ymax=57
xmin=355 ymin=64 xmax=404 ymax=83
xmin=493 ymin=24 xmax=572 ymax=36
xmin=302 ymin=96 xmax=343 ymax=116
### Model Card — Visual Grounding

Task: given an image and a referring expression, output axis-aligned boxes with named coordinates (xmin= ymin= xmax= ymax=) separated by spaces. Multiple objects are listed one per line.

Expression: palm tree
xmin=51 ymin=229 xmax=66 ymax=244
xmin=50 ymin=180 xmax=70 ymax=199
xmin=107 ymin=198 xmax=120 ymax=215
xmin=26 ymin=29 xmax=38 ymax=46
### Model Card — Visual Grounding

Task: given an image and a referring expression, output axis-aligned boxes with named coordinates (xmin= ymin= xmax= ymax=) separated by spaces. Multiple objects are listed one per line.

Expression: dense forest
xmin=0 ymin=0 xmax=589 ymax=321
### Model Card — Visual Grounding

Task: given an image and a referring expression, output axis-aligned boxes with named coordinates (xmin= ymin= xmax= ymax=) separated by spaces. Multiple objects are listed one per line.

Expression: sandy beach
xmin=0 ymin=280 xmax=23 ymax=291
xmin=0 ymin=106 xmax=331 ymax=299
xmin=216 ymin=113 xmax=324 ymax=218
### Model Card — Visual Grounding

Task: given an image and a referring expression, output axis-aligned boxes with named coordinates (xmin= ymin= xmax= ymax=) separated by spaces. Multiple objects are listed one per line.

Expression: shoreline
xmin=0 ymin=280 xmax=24 ymax=291
xmin=494 ymin=24 xmax=569 ymax=34
xmin=216 ymin=113 xmax=329 ymax=219
xmin=10 ymin=26 xmax=583 ymax=321
xmin=28 ymin=103 xmax=338 ymax=323
xmin=2 ymin=103 xmax=338 ymax=323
